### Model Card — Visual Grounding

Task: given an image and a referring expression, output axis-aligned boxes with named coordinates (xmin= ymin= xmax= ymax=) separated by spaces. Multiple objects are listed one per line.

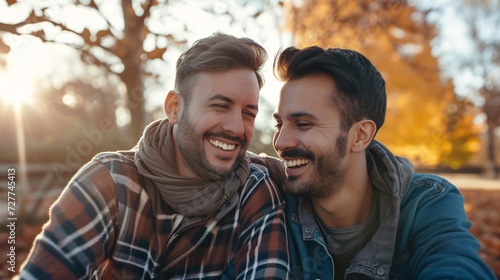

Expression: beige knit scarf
xmin=134 ymin=118 xmax=250 ymax=217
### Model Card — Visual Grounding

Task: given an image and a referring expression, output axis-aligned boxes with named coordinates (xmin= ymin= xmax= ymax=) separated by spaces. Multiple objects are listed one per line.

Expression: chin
xmin=283 ymin=179 xmax=313 ymax=197
xmin=212 ymin=166 xmax=233 ymax=177
xmin=209 ymin=160 xmax=239 ymax=176
xmin=212 ymin=152 xmax=245 ymax=174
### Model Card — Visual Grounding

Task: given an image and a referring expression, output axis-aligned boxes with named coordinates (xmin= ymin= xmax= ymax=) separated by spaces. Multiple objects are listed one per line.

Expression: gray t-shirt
xmin=315 ymin=189 xmax=380 ymax=279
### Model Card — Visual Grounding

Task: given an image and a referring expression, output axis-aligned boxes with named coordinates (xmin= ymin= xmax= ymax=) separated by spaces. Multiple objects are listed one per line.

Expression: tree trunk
xmin=485 ymin=122 xmax=497 ymax=178
xmin=120 ymin=0 xmax=147 ymax=143
xmin=484 ymin=103 xmax=499 ymax=178
xmin=121 ymin=62 xmax=145 ymax=143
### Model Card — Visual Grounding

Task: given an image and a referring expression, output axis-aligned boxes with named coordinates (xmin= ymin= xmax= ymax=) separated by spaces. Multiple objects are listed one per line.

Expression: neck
xmin=311 ymin=155 xmax=374 ymax=228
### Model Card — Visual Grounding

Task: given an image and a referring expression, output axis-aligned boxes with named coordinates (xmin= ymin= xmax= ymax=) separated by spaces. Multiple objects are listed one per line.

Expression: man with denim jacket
xmin=266 ymin=46 xmax=496 ymax=279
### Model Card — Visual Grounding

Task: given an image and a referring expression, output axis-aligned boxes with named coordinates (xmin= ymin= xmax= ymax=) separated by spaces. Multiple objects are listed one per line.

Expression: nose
xmin=222 ymin=112 xmax=245 ymax=137
xmin=273 ymin=125 xmax=297 ymax=153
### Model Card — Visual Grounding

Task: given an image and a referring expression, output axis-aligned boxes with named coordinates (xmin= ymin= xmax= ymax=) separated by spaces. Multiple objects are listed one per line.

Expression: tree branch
xmin=42 ymin=37 xmax=120 ymax=76
xmin=1 ymin=9 xmax=118 ymax=56
xmin=139 ymin=0 xmax=156 ymax=23
xmin=0 ymin=22 xmax=23 ymax=34
xmin=84 ymin=0 xmax=120 ymax=39
xmin=148 ymin=31 xmax=188 ymax=46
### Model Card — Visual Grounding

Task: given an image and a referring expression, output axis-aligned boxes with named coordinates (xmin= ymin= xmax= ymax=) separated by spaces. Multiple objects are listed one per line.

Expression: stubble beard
xmin=175 ymin=113 xmax=245 ymax=177
xmin=284 ymin=134 xmax=348 ymax=198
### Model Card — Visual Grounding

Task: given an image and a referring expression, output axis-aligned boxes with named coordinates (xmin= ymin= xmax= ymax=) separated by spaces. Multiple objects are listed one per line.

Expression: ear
xmin=164 ymin=90 xmax=182 ymax=124
xmin=351 ymin=120 xmax=376 ymax=153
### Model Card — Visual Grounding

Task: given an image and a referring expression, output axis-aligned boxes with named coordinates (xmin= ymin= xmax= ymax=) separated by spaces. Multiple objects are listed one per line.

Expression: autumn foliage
xmin=283 ymin=0 xmax=482 ymax=169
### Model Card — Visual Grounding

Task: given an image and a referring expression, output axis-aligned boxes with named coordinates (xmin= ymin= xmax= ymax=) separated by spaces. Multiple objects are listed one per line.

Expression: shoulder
xmin=394 ymin=174 xmax=495 ymax=280
xmin=92 ymin=151 xmax=140 ymax=179
xmin=240 ymin=163 xmax=284 ymax=205
xmin=400 ymin=173 xmax=467 ymax=225
xmin=69 ymin=150 xmax=144 ymax=199
xmin=234 ymin=163 xmax=285 ymax=223
xmin=249 ymin=161 xmax=273 ymax=177
xmin=247 ymin=152 xmax=286 ymax=189
xmin=411 ymin=173 xmax=452 ymax=191
xmin=92 ymin=150 xmax=137 ymax=170
xmin=403 ymin=173 xmax=461 ymax=206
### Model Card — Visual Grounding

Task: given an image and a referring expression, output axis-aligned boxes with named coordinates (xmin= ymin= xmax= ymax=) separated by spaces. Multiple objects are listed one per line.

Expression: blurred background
xmin=0 ymin=0 xmax=499 ymax=278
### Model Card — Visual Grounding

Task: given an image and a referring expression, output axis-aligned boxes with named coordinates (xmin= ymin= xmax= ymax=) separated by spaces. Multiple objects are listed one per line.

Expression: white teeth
xmin=285 ymin=158 xmax=310 ymax=167
xmin=209 ymin=139 xmax=236 ymax=151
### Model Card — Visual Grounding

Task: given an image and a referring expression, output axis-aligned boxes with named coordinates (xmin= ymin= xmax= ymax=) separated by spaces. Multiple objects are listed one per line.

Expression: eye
xmin=274 ymin=122 xmax=282 ymax=129
xmin=243 ymin=110 xmax=257 ymax=119
xmin=297 ymin=121 xmax=311 ymax=130
xmin=212 ymin=104 xmax=229 ymax=110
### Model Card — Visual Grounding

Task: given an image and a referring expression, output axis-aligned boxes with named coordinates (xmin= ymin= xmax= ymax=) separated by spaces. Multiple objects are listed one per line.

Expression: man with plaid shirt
xmin=18 ymin=33 xmax=289 ymax=279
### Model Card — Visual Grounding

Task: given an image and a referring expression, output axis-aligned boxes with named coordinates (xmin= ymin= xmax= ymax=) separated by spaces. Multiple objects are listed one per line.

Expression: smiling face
xmin=168 ymin=68 xmax=259 ymax=178
xmin=273 ymin=74 xmax=350 ymax=197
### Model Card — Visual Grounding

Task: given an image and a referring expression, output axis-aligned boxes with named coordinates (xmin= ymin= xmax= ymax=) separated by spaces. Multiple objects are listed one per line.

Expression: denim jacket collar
xmin=297 ymin=198 xmax=319 ymax=241
xmin=349 ymin=140 xmax=414 ymax=279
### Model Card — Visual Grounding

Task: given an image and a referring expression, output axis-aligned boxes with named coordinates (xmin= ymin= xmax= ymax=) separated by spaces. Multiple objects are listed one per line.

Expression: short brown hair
xmin=175 ymin=33 xmax=267 ymax=104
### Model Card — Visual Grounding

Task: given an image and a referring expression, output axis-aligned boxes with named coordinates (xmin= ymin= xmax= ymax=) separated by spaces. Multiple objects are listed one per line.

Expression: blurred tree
xmin=282 ymin=0 xmax=481 ymax=168
xmin=421 ymin=0 xmax=500 ymax=177
xmin=0 ymin=0 xmax=187 ymax=141
xmin=441 ymin=94 xmax=483 ymax=169
xmin=47 ymin=79 xmax=118 ymax=131
xmin=461 ymin=0 xmax=500 ymax=177
xmin=0 ymin=69 xmax=130 ymax=163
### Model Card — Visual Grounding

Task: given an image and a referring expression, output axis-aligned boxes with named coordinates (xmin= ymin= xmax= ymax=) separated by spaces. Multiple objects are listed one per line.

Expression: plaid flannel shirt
xmin=19 ymin=151 xmax=289 ymax=279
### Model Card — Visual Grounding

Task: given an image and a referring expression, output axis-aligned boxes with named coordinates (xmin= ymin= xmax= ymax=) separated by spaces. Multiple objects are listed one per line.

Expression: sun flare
xmin=0 ymin=74 xmax=35 ymax=107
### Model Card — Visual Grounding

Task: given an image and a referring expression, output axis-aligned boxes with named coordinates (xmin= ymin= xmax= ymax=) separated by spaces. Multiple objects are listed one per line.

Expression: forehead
xmin=191 ymin=69 xmax=260 ymax=103
xmin=276 ymin=74 xmax=338 ymax=118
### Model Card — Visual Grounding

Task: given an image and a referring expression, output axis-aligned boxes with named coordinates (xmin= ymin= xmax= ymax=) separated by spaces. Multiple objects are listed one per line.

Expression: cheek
xmin=195 ymin=114 xmax=221 ymax=131
xmin=301 ymin=134 xmax=324 ymax=151
xmin=272 ymin=131 xmax=279 ymax=148
xmin=244 ymin=122 xmax=255 ymax=140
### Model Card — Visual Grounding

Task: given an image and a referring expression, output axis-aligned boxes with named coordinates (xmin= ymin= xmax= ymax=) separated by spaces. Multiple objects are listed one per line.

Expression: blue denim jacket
xmin=284 ymin=141 xmax=496 ymax=280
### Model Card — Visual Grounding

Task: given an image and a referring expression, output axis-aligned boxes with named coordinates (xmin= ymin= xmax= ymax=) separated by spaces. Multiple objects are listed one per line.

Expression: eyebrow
xmin=208 ymin=94 xmax=259 ymax=111
xmin=273 ymin=112 xmax=319 ymax=120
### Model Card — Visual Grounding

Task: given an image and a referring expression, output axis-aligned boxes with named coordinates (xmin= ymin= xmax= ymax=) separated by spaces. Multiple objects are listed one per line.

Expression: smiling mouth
xmin=209 ymin=138 xmax=237 ymax=151
xmin=285 ymin=158 xmax=311 ymax=168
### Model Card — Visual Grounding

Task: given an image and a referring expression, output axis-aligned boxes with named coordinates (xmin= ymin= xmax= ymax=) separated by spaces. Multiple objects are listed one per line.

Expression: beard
xmin=175 ymin=111 xmax=246 ymax=177
xmin=283 ymin=133 xmax=347 ymax=198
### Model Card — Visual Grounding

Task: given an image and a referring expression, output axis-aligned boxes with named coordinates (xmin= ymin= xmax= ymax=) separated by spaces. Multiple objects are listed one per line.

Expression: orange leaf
xmin=146 ymin=47 xmax=167 ymax=60
xmin=81 ymin=28 xmax=91 ymax=42
xmin=96 ymin=29 xmax=111 ymax=41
